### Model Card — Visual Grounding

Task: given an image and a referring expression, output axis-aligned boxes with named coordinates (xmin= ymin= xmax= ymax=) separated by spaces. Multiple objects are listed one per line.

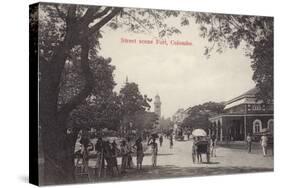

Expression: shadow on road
xmin=201 ymin=162 xmax=220 ymax=164
xmin=75 ymin=163 xmax=273 ymax=185
xmin=91 ymin=164 xmax=273 ymax=183
xmin=144 ymin=153 xmax=174 ymax=156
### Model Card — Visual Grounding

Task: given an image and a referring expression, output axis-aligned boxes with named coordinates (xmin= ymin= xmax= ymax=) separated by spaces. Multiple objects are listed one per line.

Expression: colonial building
xmin=209 ymin=87 xmax=273 ymax=142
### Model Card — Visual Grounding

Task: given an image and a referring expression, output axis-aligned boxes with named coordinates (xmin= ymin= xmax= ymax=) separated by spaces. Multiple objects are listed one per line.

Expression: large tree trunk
xmin=38 ymin=7 xmax=122 ymax=185
xmin=39 ymin=28 xmax=74 ymax=183
xmin=39 ymin=6 xmax=78 ymax=184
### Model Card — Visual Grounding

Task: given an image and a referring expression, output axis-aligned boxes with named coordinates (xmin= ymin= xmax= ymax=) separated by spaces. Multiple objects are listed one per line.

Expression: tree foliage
xmin=35 ymin=3 xmax=183 ymax=184
xmin=188 ymin=13 xmax=273 ymax=101
xmin=133 ymin=111 xmax=159 ymax=131
xmin=69 ymin=92 xmax=122 ymax=130
xmin=159 ymin=117 xmax=174 ymax=130
xmin=182 ymin=102 xmax=225 ymax=130
xmin=120 ymin=82 xmax=151 ymax=116
xmin=119 ymin=81 xmax=153 ymax=129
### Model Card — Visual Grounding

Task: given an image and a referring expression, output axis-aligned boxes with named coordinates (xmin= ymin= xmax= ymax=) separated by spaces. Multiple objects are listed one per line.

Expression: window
xmin=253 ymin=119 xmax=262 ymax=133
xmin=252 ymin=104 xmax=262 ymax=111
xmin=267 ymin=119 xmax=273 ymax=133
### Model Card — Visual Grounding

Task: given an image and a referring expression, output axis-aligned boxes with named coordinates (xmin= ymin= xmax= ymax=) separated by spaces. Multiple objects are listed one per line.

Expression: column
xmin=220 ymin=124 xmax=223 ymax=141
xmin=216 ymin=123 xmax=219 ymax=140
xmin=244 ymin=116 xmax=247 ymax=141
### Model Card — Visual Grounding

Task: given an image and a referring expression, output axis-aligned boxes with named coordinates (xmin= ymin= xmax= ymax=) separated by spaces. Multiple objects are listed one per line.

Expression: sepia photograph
xmin=30 ymin=2 xmax=274 ymax=186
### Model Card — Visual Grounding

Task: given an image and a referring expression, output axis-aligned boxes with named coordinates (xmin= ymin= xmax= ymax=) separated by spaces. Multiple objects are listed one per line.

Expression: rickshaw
xmin=175 ymin=127 xmax=184 ymax=141
xmin=191 ymin=129 xmax=210 ymax=163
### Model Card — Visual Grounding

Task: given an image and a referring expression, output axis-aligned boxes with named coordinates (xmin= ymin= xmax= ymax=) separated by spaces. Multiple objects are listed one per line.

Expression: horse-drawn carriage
xmin=191 ymin=129 xmax=210 ymax=163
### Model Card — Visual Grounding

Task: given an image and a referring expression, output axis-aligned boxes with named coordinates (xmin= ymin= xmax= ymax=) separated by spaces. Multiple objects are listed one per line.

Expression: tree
xmin=187 ymin=13 xmax=273 ymax=101
xmin=69 ymin=92 xmax=122 ymax=131
xmin=35 ymin=3 xmax=181 ymax=184
xmin=182 ymin=102 xmax=225 ymax=131
xmin=120 ymin=82 xmax=150 ymax=115
xmin=119 ymin=82 xmax=152 ymax=129
xmin=159 ymin=117 xmax=174 ymax=130
xmin=133 ymin=111 xmax=159 ymax=132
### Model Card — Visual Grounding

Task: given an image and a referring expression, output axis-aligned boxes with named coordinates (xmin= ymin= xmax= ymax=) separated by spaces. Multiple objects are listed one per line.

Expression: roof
xmin=225 ymin=87 xmax=259 ymax=105
xmin=237 ymin=87 xmax=259 ymax=98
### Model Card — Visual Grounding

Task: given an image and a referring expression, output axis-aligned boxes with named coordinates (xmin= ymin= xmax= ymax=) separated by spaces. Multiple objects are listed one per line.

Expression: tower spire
xmin=125 ymin=76 xmax=128 ymax=84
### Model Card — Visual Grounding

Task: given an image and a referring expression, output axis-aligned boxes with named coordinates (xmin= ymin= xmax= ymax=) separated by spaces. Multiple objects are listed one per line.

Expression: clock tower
xmin=154 ymin=94 xmax=161 ymax=118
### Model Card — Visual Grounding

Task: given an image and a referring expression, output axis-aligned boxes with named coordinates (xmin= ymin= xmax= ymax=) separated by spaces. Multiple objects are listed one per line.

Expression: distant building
xmin=172 ymin=108 xmax=190 ymax=123
xmin=154 ymin=94 xmax=161 ymax=117
xmin=154 ymin=94 xmax=162 ymax=128
xmin=209 ymin=87 xmax=273 ymax=141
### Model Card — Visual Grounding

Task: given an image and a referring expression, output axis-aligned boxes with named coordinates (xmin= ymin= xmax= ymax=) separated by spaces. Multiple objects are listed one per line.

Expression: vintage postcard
xmin=29 ymin=2 xmax=274 ymax=186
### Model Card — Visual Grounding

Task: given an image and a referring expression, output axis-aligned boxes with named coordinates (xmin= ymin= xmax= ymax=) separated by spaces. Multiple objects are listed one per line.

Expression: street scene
xmin=33 ymin=2 xmax=273 ymax=186
xmin=75 ymin=135 xmax=273 ymax=183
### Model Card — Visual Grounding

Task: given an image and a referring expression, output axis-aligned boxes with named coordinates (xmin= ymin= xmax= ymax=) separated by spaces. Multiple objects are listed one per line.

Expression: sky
xmin=98 ymin=13 xmax=255 ymax=118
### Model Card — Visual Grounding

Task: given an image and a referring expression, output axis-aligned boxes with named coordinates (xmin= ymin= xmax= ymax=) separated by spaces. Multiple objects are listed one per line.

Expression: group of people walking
xmin=76 ymin=134 xmax=165 ymax=179
xmin=94 ymin=136 xmax=146 ymax=176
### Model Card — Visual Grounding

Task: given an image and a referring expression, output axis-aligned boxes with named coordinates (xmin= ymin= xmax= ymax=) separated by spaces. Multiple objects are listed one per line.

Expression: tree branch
xmin=92 ymin=7 xmax=112 ymax=21
xmin=89 ymin=8 xmax=122 ymax=33
xmin=55 ymin=5 xmax=66 ymax=21
xmin=57 ymin=7 xmax=122 ymax=116
xmin=58 ymin=39 xmax=93 ymax=116
xmin=80 ymin=6 xmax=101 ymax=26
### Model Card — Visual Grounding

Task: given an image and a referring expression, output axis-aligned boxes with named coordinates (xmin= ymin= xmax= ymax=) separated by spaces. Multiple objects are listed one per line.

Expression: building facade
xmin=209 ymin=88 xmax=273 ymax=142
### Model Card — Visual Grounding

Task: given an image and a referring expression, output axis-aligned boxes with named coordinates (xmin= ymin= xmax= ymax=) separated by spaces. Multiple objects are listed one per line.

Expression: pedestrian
xmin=103 ymin=141 xmax=114 ymax=177
xmin=261 ymin=134 xmax=268 ymax=157
xmin=120 ymin=140 xmax=129 ymax=173
xmin=126 ymin=137 xmax=133 ymax=168
xmin=192 ymin=138 xmax=197 ymax=163
xmin=246 ymin=133 xmax=252 ymax=153
xmin=210 ymin=134 xmax=217 ymax=157
xmin=187 ymin=130 xmax=191 ymax=141
xmin=95 ymin=137 xmax=105 ymax=177
xmin=148 ymin=138 xmax=158 ymax=167
xmin=79 ymin=131 xmax=93 ymax=172
xmin=111 ymin=140 xmax=120 ymax=175
xmin=195 ymin=137 xmax=202 ymax=163
xmin=169 ymin=134 xmax=173 ymax=149
xmin=159 ymin=135 xmax=163 ymax=147
xmin=133 ymin=137 xmax=144 ymax=170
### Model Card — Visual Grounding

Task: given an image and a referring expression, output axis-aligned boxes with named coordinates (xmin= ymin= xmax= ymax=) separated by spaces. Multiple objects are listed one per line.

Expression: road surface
xmin=84 ymin=136 xmax=273 ymax=182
